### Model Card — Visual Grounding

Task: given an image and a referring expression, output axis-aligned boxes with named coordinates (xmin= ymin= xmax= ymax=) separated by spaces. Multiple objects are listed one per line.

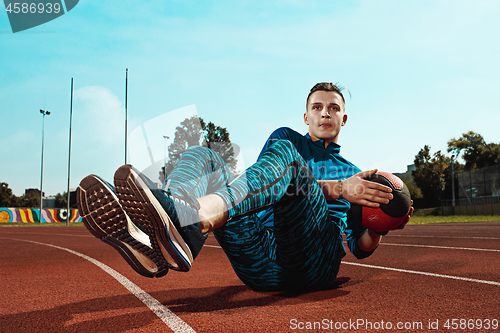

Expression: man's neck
xmin=306 ymin=132 xmax=339 ymax=147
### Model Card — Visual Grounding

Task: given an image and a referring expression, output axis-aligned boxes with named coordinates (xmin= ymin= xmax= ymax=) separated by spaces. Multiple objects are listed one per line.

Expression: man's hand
xmin=395 ymin=200 xmax=414 ymax=230
xmin=342 ymin=169 xmax=393 ymax=207
xmin=359 ymin=200 xmax=414 ymax=250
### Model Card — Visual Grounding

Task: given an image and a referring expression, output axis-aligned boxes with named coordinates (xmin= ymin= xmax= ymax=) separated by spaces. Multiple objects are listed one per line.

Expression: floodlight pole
xmin=39 ymin=109 xmax=50 ymax=223
xmin=451 ymin=154 xmax=455 ymax=207
xmin=125 ymin=68 xmax=128 ymax=164
xmin=66 ymin=78 xmax=74 ymax=225
xmin=163 ymin=135 xmax=169 ymax=184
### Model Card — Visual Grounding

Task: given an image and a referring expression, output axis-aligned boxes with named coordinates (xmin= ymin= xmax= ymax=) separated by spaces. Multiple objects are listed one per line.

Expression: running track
xmin=1 ymin=222 xmax=499 ymax=332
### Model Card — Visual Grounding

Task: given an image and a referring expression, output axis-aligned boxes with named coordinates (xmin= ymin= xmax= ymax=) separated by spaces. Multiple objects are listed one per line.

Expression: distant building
xmin=25 ymin=188 xmax=44 ymax=197
xmin=393 ymin=164 xmax=417 ymax=188
xmin=44 ymin=196 xmax=56 ymax=208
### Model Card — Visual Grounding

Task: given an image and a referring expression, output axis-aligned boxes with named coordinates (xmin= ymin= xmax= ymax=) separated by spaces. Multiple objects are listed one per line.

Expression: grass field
xmin=408 ymin=215 xmax=500 ymax=224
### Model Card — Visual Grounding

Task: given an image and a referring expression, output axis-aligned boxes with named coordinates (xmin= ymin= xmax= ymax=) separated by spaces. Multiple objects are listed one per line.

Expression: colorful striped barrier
xmin=0 ymin=208 xmax=82 ymax=223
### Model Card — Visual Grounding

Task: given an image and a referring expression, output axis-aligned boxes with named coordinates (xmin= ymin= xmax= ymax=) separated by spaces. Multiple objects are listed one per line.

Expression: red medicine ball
xmin=347 ymin=172 xmax=411 ymax=233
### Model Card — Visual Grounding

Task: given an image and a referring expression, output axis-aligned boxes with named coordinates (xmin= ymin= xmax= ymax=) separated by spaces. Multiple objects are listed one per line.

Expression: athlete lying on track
xmin=77 ymin=82 xmax=413 ymax=292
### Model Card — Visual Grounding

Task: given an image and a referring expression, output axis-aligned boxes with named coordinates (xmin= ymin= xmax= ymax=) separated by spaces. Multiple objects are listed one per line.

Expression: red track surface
xmin=1 ymin=223 xmax=499 ymax=332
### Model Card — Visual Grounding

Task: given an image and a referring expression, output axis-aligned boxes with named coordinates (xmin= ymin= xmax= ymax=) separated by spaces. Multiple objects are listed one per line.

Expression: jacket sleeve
xmin=344 ymin=218 xmax=377 ymax=259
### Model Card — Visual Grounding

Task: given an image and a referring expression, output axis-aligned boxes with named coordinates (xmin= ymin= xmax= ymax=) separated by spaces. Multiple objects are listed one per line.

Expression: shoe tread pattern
xmin=77 ymin=175 xmax=169 ymax=278
xmin=114 ymin=165 xmax=191 ymax=272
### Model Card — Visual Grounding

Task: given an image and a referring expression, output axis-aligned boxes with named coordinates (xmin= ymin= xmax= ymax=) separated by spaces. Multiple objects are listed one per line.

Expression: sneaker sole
xmin=77 ymin=175 xmax=169 ymax=278
xmin=113 ymin=165 xmax=193 ymax=272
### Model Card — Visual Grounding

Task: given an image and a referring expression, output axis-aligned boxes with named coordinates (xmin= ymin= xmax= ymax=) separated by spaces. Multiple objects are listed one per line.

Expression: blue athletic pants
xmin=166 ymin=140 xmax=344 ymax=291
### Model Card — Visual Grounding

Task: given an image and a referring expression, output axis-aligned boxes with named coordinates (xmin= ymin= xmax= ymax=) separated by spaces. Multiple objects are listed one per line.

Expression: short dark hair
xmin=306 ymin=82 xmax=346 ymax=109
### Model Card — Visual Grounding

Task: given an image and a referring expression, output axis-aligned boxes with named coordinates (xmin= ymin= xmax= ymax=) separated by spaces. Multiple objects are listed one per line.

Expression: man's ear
xmin=304 ymin=112 xmax=309 ymax=125
xmin=341 ymin=114 xmax=348 ymax=126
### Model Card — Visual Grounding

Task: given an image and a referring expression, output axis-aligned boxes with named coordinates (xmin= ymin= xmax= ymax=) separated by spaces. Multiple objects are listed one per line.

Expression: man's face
xmin=304 ymin=90 xmax=347 ymax=145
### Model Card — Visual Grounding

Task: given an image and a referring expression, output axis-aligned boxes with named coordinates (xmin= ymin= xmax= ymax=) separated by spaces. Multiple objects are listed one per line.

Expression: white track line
xmin=381 ymin=242 xmax=500 ymax=252
xmin=204 ymin=243 xmax=500 ymax=287
xmin=389 ymin=234 xmax=500 ymax=240
xmin=343 ymin=241 xmax=500 ymax=253
xmin=342 ymin=261 xmax=500 ymax=287
xmin=3 ymin=237 xmax=196 ymax=333
xmin=0 ymin=232 xmax=93 ymax=237
xmin=203 ymin=244 xmax=222 ymax=248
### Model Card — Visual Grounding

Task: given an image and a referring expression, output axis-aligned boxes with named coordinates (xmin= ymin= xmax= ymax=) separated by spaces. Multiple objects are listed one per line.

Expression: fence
xmin=441 ymin=194 xmax=500 ymax=216
xmin=442 ymin=195 xmax=500 ymax=207
xmin=440 ymin=164 xmax=500 ymax=216
xmin=0 ymin=208 xmax=82 ymax=223
xmin=457 ymin=164 xmax=500 ymax=199
xmin=441 ymin=202 xmax=500 ymax=216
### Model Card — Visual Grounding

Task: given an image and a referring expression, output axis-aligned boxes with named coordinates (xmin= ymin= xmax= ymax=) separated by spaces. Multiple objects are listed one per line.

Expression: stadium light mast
xmin=66 ymin=78 xmax=74 ymax=226
xmin=451 ymin=154 xmax=455 ymax=207
xmin=163 ymin=135 xmax=170 ymax=184
xmin=39 ymin=109 xmax=50 ymax=223
xmin=124 ymin=68 xmax=128 ymax=164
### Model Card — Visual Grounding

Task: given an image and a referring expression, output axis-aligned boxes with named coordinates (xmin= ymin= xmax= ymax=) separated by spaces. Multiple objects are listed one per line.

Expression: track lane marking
xmin=381 ymin=242 xmax=500 ymax=252
xmin=3 ymin=231 xmax=500 ymax=240
xmin=0 ymin=232 xmax=93 ymax=237
xmin=6 ymin=236 xmax=498 ymax=295
xmin=203 ymin=244 xmax=222 ymax=248
xmin=342 ymin=240 xmax=500 ymax=253
xmin=342 ymin=261 xmax=500 ymax=286
xmin=204 ymin=243 xmax=500 ymax=286
xmin=1 ymin=237 xmax=196 ymax=333
xmin=389 ymin=234 xmax=500 ymax=240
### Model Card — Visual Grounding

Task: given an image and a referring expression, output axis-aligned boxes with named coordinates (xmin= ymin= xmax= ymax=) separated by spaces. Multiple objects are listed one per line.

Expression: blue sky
xmin=1 ymin=0 xmax=499 ymax=197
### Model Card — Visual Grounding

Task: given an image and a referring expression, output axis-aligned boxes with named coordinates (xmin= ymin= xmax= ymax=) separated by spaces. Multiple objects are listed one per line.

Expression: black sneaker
xmin=77 ymin=174 xmax=169 ymax=278
xmin=113 ymin=164 xmax=208 ymax=272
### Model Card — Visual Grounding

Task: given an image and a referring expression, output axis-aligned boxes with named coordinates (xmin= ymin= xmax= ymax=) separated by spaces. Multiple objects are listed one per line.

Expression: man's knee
xmin=184 ymin=145 xmax=211 ymax=154
xmin=270 ymin=139 xmax=297 ymax=154
xmin=179 ymin=145 xmax=215 ymax=161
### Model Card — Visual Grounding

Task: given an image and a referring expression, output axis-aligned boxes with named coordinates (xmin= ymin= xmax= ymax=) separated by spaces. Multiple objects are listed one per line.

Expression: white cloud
xmin=128 ymin=104 xmax=199 ymax=178
xmin=73 ymin=86 xmax=125 ymax=144
xmin=68 ymin=86 xmax=126 ymax=185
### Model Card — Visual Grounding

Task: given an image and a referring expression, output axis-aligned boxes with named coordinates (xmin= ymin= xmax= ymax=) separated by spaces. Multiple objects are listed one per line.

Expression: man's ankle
xmin=199 ymin=220 xmax=212 ymax=234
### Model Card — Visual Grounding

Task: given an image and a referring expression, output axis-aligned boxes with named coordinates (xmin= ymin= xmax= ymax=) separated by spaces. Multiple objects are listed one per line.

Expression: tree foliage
xmin=55 ymin=192 xmax=67 ymax=208
xmin=0 ymin=183 xmax=40 ymax=208
xmin=19 ymin=192 xmax=40 ymax=208
xmin=411 ymin=131 xmax=499 ymax=207
xmin=0 ymin=182 xmax=18 ymax=207
xmin=401 ymin=178 xmax=423 ymax=200
xmin=161 ymin=116 xmax=237 ymax=182
xmin=447 ymin=131 xmax=500 ymax=170
xmin=412 ymin=145 xmax=450 ymax=207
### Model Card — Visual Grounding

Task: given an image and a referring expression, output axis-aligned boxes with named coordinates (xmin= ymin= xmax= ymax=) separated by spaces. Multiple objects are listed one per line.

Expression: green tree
xmin=55 ymin=192 xmax=67 ymax=208
xmin=203 ymin=121 xmax=237 ymax=171
xmin=401 ymin=178 xmax=423 ymax=200
xmin=18 ymin=192 xmax=40 ymax=208
xmin=53 ymin=192 xmax=77 ymax=209
xmin=161 ymin=116 xmax=237 ymax=181
xmin=0 ymin=182 xmax=19 ymax=207
xmin=412 ymin=145 xmax=450 ymax=207
xmin=447 ymin=131 xmax=500 ymax=170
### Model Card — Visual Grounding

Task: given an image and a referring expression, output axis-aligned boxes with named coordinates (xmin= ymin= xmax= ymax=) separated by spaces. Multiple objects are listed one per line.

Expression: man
xmin=77 ymin=82 xmax=413 ymax=291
